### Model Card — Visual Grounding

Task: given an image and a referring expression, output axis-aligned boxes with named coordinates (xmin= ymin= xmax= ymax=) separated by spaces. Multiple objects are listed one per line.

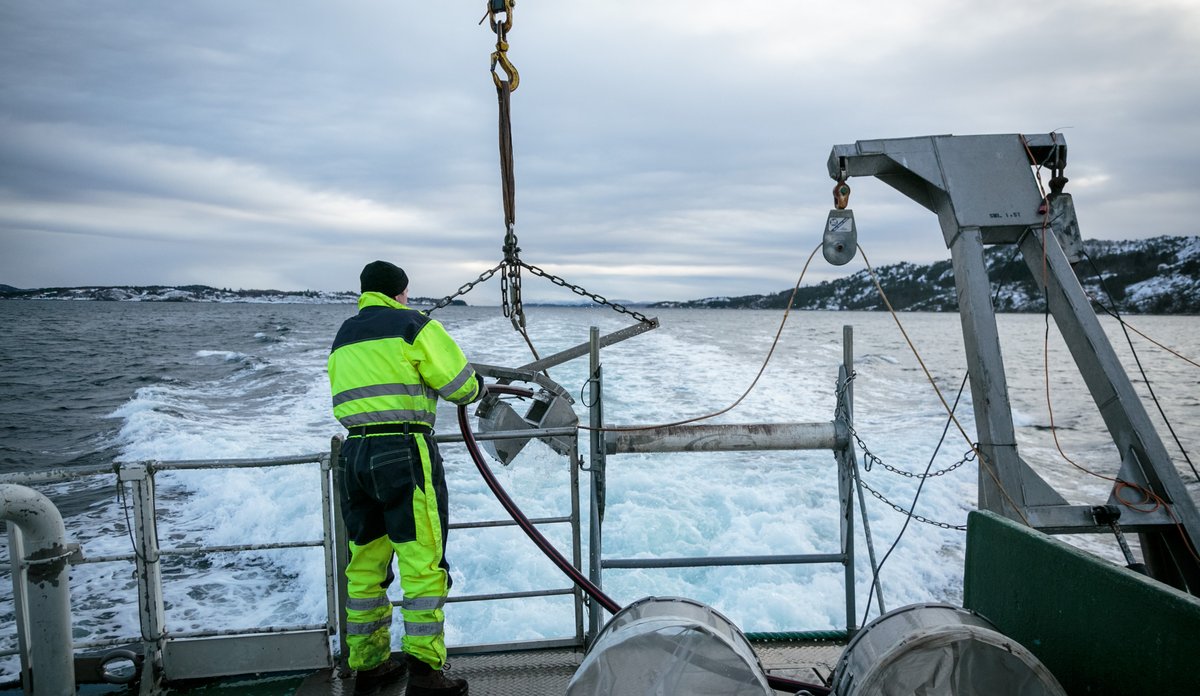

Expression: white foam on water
xmin=9 ymin=307 xmax=1191 ymax=682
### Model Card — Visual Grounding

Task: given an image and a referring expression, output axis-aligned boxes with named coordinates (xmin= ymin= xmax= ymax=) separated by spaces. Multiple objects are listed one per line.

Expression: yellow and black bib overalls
xmin=328 ymin=292 xmax=481 ymax=671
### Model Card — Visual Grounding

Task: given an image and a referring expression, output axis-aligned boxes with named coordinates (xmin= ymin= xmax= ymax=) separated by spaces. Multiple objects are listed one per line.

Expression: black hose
xmin=458 ymin=385 xmax=621 ymax=614
xmin=458 ymin=385 xmax=830 ymax=696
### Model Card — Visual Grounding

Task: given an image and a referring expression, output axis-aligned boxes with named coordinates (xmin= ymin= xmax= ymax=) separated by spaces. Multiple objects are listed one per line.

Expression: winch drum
xmin=566 ymin=596 xmax=772 ymax=696
xmin=830 ymin=603 xmax=1066 ymax=696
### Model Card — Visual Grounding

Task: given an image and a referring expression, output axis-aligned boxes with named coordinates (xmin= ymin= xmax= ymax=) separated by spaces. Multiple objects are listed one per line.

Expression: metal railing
xmin=1 ymin=426 xmax=586 ymax=690
xmin=2 ymin=324 xmax=871 ymax=691
xmin=2 ymin=454 xmax=338 ymax=689
xmin=583 ymin=325 xmax=869 ymax=638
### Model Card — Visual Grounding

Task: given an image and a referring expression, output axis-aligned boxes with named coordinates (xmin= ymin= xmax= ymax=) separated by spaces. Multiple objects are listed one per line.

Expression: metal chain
xmin=433 ymin=3 xmax=649 ymax=332
xmin=502 ymin=225 xmax=526 ymax=329
xmin=430 ymin=246 xmax=654 ymax=326
xmin=426 ymin=263 xmax=503 ymax=315
xmin=522 ymin=261 xmax=655 ymax=324
xmin=835 ymin=372 xmax=971 ymax=479
xmin=857 ymin=476 xmax=967 ymax=531
xmin=856 ymin=432 xmax=975 ymax=479
xmin=835 ymin=370 xmax=969 ymax=531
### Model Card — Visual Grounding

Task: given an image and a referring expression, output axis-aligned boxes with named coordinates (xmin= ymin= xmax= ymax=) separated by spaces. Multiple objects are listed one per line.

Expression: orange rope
xmin=581 ymin=243 xmax=823 ymax=433
xmin=857 ymin=245 xmax=1032 ymax=527
xmin=1019 ymin=136 xmax=1200 ymax=565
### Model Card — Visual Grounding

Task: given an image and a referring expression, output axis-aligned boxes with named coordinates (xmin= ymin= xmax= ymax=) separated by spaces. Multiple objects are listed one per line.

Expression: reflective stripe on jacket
xmin=329 ymin=292 xmax=480 ymax=428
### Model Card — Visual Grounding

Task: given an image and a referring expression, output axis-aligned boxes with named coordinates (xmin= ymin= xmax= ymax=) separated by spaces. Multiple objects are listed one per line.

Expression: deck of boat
xmin=296 ymin=640 xmax=844 ymax=696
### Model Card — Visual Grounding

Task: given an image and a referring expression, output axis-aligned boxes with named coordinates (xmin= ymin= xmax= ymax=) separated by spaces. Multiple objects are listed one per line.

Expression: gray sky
xmin=2 ymin=2 xmax=1198 ymax=302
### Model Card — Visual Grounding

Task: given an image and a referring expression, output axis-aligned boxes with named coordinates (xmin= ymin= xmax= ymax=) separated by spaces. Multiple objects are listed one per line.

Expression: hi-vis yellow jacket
xmin=329 ymin=292 xmax=480 ymax=429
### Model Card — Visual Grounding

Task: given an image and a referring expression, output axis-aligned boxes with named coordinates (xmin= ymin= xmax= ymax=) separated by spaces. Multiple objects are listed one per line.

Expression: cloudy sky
xmin=2 ymin=1 xmax=1198 ymax=302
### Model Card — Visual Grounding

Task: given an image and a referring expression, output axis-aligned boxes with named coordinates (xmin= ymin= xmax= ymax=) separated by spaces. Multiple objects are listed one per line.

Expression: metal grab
xmin=2 ymin=484 xmax=76 ymax=696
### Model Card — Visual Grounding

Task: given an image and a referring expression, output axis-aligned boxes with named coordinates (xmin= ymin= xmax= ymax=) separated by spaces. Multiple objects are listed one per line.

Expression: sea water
xmin=1 ymin=300 xmax=1197 ymax=679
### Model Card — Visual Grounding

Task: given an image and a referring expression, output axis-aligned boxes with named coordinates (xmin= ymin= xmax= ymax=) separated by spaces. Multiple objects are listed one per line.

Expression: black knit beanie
xmin=360 ymin=260 xmax=409 ymax=297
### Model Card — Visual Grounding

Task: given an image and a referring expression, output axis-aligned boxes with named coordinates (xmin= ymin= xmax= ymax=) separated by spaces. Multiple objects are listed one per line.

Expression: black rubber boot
xmin=404 ymin=654 xmax=468 ymax=696
xmin=354 ymin=657 xmax=408 ymax=696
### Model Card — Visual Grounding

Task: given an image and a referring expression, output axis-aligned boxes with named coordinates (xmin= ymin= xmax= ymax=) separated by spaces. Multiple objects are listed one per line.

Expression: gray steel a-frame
xmin=826 ymin=133 xmax=1200 ymax=593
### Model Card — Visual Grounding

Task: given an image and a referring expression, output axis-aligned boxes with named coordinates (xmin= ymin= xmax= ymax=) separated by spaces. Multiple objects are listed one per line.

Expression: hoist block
xmin=824 ymin=209 xmax=858 ymax=266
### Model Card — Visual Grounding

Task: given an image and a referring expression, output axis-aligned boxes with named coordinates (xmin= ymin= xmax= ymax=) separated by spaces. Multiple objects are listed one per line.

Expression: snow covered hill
xmin=653 ymin=236 xmax=1200 ymax=314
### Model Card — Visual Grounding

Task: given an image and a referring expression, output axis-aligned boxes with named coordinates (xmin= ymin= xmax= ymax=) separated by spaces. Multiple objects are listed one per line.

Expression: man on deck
xmin=329 ymin=260 xmax=483 ymax=696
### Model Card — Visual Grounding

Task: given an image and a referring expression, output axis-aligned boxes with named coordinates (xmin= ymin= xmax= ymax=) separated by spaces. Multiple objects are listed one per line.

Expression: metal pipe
xmin=69 ymin=553 xmax=137 ymax=565
xmin=121 ymin=464 xmax=166 ymax=691
xmin=165 ymin=624 xmax=326 ymax=640
xmin=443 ymin=587 xmax=576 ymax=604
xmin=7 ymin=522 xmax=32 ymax=692
xmin=330 ymin=437 xmax=352 ymax=677
xmin=1 ymin=484 xmax=76 ymax=696
xmin=514 ymin=319 xmax=659 ymax=374
xmin=601 ymin=553 xmax=846 ymax=569
xmin=319 ymin=447 xmax=339 ymax=648
xmin=152 ymin=454 xmax=322 ymax=470
xmin=836 ymin=389 xmax=856 ymax=632
xmin=157 ymin=539 xmax=324 ymax=556
xmin=569 ymin=438 xmax=585 ymax=645
xmin=435 ymin=426 xmax=579 ymax=444
xmin=0 ymin=464 xmax=116 ymax=485
xmin=587 ymin=327 xmax=606 ymax=641
xmin=449 ymin=515 xmax=571 ymax=530
xmin=605 ymin=421 xmax=842 ymax=454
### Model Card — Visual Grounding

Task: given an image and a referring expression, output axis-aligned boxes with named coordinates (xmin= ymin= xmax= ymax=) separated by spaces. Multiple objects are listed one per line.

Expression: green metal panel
xmin=964 ymin=510 xmax=1200 ymax=695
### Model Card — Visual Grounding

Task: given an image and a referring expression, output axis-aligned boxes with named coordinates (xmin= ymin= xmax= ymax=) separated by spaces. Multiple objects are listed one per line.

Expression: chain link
xmin=835 ymin=370 xmax=969 ymax=531
xmin=426 ymin=255 xmax=655 ymax=328
xmin=496 ymin=224 xmax=526 ymax=328
xmin=427 ymin=263 xmax=502 ymax=315
xmin=522 ymin=261 xmax=655 ymax=324
xmin=451 ymin=0 xmax=647 ymax=332
xmin=856 ymin=476 xmax=967 ymax=531
xmin=856 ymin=431 xmax=975 ymax=479
xmin=835 ymin=372 xmax=971 ymax=479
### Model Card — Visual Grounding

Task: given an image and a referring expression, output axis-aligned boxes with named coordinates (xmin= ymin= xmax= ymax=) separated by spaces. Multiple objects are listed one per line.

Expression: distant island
xmin=0 ymin=285 xmax=462 ymax=306
xmin=648 ymin=236 xmax=1200 ymax=315
xmin=3 ymin=236 xmax=1198 ymax=314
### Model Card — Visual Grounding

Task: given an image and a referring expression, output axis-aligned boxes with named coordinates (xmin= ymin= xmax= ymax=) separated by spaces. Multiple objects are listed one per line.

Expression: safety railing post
xmin=844 ymin=323 xmax=886 ymax=621
xmin=839 ymin=327 xmax=857 ymax=634
xmin=120 ymin=463 xmax=166 ymax=694
xmin=569 ymin=437 xmax=584 ymax=646
xmin=329 ymin=437 xmax=351 ymax=677
xmin=587 ymin=326 xmax=605 ymax=642
xmin=6 ymin=522 xmax=32 ymax=694
xmin=319 ymin=448 xmax=340 ymax=668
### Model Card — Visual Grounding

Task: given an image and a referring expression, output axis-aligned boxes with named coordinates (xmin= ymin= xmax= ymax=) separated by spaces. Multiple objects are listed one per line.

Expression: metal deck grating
xmin=297 ymin=640 xmax=845 ymax=696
